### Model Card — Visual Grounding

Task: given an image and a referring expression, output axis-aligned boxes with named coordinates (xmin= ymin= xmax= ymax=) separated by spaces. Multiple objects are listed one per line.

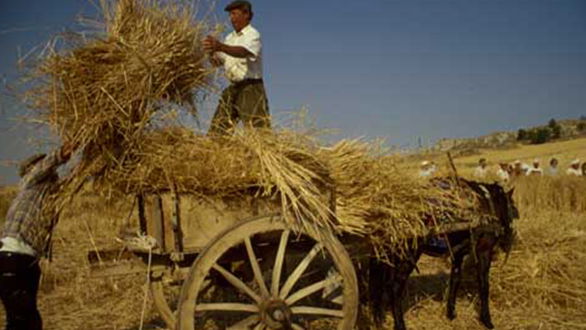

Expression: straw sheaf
xmin=323 ymin=141 xmax=484 ymax=257
xmin=94 ymin=127 xmax=337 ymax=239
xmin=24 ymin=0 xmax=213 ymax=170
xmin=91 ymin=127 xmax=486 ymax=256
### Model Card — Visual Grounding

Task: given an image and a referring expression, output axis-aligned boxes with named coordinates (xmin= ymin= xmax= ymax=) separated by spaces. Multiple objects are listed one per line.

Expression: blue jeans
xmin=0 ymin=252 xmax=42 ymax=330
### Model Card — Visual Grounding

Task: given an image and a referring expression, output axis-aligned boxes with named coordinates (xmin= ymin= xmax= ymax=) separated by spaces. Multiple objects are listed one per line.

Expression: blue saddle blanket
xmin=426 ymin=237 xmax=449 ymax=255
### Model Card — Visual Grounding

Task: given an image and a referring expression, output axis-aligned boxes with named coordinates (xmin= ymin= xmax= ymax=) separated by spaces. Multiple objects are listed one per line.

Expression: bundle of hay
xmin=91 ymin=126 xmax=483 ymax=256
xmin=23 ymin=0 xmax=213 ymax=173
xmin=96 ymin=127 xmax=341 ymax=238
xmin=323 ymin=141 xmax=483 ymax=256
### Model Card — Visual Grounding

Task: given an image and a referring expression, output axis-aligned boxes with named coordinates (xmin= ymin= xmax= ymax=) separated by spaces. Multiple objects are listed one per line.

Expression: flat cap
xmin=225 ymin=0 xmax=252 ymax=12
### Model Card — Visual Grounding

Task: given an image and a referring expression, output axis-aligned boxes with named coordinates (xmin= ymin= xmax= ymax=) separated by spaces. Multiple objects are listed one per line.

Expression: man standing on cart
xmin=203 ymin=0 xmax=271 ymax=135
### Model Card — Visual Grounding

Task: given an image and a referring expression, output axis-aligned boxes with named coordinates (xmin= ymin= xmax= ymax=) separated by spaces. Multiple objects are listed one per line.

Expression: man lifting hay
xmin=0 ymin=143 xmax=76 ymax=329
xmin=203 ymin=0 xmax=271 ymax=135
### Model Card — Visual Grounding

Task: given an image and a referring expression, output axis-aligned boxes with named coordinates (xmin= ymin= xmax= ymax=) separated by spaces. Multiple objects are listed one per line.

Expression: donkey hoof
xmin=480 ymin=318 xmax=494 ymax=329
xmin=446 ymin=309 xmax=456 ymax=320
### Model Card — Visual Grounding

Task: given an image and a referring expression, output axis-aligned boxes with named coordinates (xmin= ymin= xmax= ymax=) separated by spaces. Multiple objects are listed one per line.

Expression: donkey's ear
xmin=507 ymin=187 xmax=515 ymax=198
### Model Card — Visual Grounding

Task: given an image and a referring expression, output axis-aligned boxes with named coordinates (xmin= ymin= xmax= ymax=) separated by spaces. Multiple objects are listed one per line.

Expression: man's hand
xmin=203 ymin=35 xmax=254 ymax=59
xmin=203 ymin=35 xmax=223 ymax=53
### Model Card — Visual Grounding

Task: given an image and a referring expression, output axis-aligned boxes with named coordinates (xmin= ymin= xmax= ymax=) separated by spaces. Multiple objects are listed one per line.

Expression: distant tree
xmin=531 ymin=127 xmax=552 ymax=144
xmin=578 ymin=122 xmax=586 ymax=132
xmin=580 ymin=115 xmax=586 ymax=121
xmin=517 ymin=128 xmax=527 ymax=141
xmin=547 ymin=118 xmax=562 ymax=139
xmin=548 ymin=118 xmax=557 ymax=128
xmin=551 ymin=124 xmax=562 ymax=139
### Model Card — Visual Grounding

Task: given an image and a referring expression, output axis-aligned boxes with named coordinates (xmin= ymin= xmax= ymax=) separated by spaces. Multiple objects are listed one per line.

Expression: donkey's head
xmin=486 ymin=183 xmax=518 ymax=254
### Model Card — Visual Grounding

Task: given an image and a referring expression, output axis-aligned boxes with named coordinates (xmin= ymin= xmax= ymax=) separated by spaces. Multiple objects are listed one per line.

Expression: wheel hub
xmin=261 ymin=299 xmax=292 ymax=329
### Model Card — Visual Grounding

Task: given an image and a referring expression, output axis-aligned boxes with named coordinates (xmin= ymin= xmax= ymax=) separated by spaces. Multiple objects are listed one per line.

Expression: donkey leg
xmin=369 ymin=257 xmax=388 ymax=328
xmin=389 ymin=252 xmax=421 ymax=330
xmin=446 ymin=249 xmax=466 ymax=320
xmin=477 ymin=249 xmax=494 ymax=329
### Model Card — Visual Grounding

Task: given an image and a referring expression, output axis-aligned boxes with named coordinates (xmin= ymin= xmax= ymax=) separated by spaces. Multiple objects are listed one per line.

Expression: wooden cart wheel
xmin=176 ymin=214 xmax=359 ymax=330
xmin=150 ymin=279 xmax=179 ymax=329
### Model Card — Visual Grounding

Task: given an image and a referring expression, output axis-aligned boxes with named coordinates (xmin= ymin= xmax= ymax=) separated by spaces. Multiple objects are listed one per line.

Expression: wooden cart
xmin=89 ymin=191 xmax=359 ymax=330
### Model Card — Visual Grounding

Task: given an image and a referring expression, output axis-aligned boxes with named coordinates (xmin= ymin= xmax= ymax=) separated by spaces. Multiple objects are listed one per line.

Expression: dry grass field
xmin=1 ymin=139 xmax=585 ymax=330
xmin=452 ymin=137 xmax=586 ymax=177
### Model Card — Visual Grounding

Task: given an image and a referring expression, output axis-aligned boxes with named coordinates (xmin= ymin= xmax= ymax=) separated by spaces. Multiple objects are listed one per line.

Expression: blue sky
xmin=1 ymin=0 xmax=586 ymax=183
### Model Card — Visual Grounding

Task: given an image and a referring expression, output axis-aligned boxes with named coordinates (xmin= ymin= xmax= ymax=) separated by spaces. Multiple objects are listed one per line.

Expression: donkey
xmin=368 ymin=179 xmax=518 ymax=330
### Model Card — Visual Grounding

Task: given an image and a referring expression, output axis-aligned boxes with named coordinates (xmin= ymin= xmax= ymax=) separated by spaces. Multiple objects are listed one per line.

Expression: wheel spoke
xmin=253 ymin=323 xmax=265 ymax=330
xmin=285 ymin=274 xmax=342 ymax=305
xmin=212 ymin=264 xmax=261 ymax=304
xmin=245 ymin=236 xmax=270 ymax=297
xmin=322 ymin=268 xmax=343 ymax=304
xmin=227 ymin=315 xmax=261 ymax=329
xmin=290 ymin=306 xmax=344 ymax=318
xmin=272 ymin=229 xmax=290 ymax=296
xmin=195 ymin=303 xmax=259 ymax=313
xmin=292 ymin=324 xmax=305 ymax=330
xmin=279 ymin=243 xmax=323 ymax=299
xmin=330 ymin=294 xmax=344 ymax=305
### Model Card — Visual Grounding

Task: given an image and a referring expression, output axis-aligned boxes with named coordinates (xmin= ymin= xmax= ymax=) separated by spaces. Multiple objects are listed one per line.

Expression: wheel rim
xmin=177 ymin=215 xmax=358 ymax=330
xmin=150 ymin=278 xmax=181 ymax=329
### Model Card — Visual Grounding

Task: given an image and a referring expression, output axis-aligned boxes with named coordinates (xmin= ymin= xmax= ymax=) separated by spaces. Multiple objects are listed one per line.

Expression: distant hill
xmin=431 ymin=118 xmax=586 ymax=154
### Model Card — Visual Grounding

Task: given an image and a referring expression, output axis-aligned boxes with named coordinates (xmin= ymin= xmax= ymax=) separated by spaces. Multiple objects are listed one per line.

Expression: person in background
xmin=419 ymin=160 xmax=435 ymax=178
xmin=521 ymin=162 xmax=530 ymax=175
xmin=203 ymin=0 xmax=271 ymax=135
xmin=511 ymin=160 xmax=524 ymax=177
xmin=547 ymin=157 xmax=559 ymax=176
xmin=0 ymin=143 xmax=75 ymax=330
xmin=496 ymin=162 xmax=510 ymax=182
xmin=526 ymin=158 xmax=543 ymax=176
xmin=566 ymin=159 xmax=582 ymax=176
xmin=473 ymin=158 xmax=488 ymax=178
xmin=429 ymin=161 xmax=438 ymax=176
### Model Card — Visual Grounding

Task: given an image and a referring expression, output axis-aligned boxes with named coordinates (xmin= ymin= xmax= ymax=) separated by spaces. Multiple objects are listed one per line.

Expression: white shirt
xmin=474 ymin=166 xmax=488 ymax=178
xmin=218 ymin=24 xmax=263 ymax=82
xmin=419 ymin=169 xmax=433 ymax=178
xmin=496 ymin=168 xmax=510 ymax=182
xmin=0 ymin=236 xmax=37 ymax=256
xmin=547 ymin=167 xmax=558 ymax=176
xmin=566 ymin=168 xmax=582 ymax=176
xmin=526 ymin=167 xmax=543 ymax=176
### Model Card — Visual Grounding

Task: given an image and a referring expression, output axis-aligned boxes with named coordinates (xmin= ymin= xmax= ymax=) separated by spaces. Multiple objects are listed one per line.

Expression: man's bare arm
xmin=203 ymin=36 xmax=254 ymax=59
xmin=216 ymin=43 xmax=254 ymax=58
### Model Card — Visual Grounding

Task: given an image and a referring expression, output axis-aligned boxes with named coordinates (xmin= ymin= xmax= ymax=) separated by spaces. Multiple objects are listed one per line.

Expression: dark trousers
xmin=208 ymin=79 xmax=271 ymax=136
xmin=0 ymin=252 xmax=42 ymax=330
